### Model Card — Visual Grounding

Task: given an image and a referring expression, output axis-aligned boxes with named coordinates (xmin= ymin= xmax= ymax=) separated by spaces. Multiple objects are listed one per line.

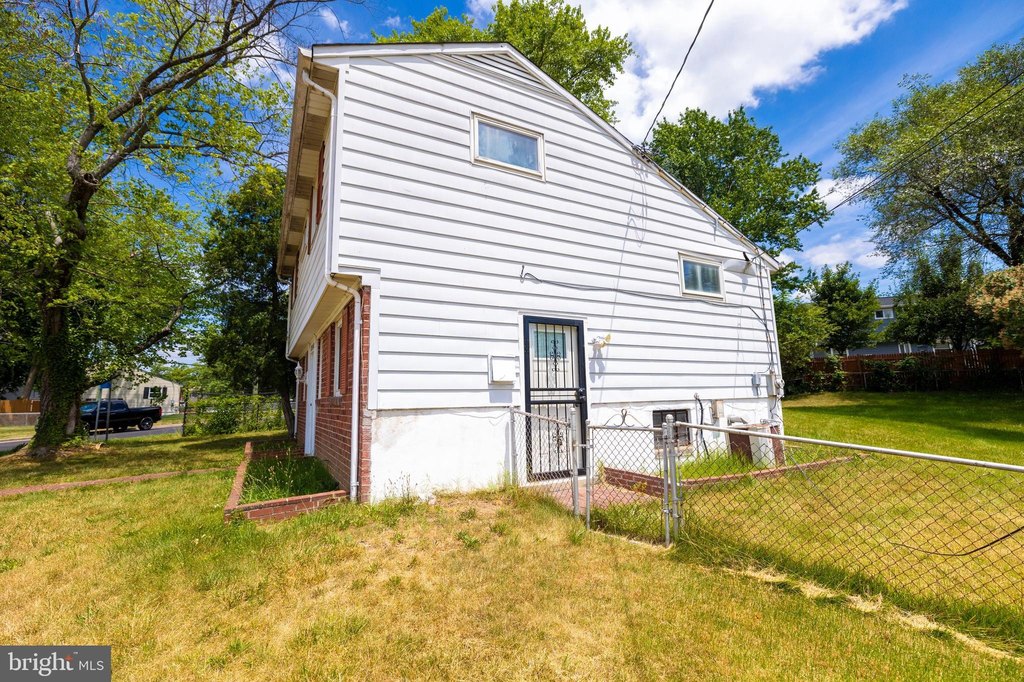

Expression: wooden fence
xmin=0 ymin=400 xmax=40 ymax=414
xmin=807 ymin=349 xmax=1024 ymax=391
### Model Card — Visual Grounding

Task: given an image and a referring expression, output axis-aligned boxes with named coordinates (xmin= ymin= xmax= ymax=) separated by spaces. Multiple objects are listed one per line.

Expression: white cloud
xmin=801 ymin=231 xmax=887 ymax=270
xmin=578 ymin=0 xmax=907 ymax=142
xmin=318 ymin=7 xmax=351 ymax=36
xmin=467 ymin=0 xmax=495 ymax=23
xmin=383 ymin=15 xmax=403 ymax=30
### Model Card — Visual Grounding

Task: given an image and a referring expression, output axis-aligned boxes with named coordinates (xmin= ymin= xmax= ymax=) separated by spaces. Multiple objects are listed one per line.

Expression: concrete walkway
xmin=0 ymin=467 xmax=233 ymax=499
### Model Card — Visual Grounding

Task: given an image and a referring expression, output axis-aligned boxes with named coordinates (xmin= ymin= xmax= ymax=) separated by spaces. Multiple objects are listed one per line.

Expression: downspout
xmin=302 ymin=68 xmax=362 ymax=501
xmin=278 ymin=273 xmax=300 ymax=439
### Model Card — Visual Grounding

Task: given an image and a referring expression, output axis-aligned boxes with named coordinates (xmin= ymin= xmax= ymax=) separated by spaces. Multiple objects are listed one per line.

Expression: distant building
xmin=815 ymin=296 xmax=951 ymax=357
xmin=82 ymin=373 xmax=183 ymax=411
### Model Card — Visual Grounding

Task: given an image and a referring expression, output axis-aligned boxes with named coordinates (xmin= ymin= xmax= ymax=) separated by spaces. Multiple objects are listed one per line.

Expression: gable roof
xmin=278 ymin=42 xmax=781 ymax=275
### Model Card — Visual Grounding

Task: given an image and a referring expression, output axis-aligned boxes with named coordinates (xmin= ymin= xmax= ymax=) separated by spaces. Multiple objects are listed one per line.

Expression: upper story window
xmin=315 ymin=142 xmax=326 ymax=226
xmin=679 ymin=255 xmax=723 ymax=298
xmin=472 ymin=114 xmax=544 ymax=177
xmin=875 ymin=308 xmax=894 ymax=320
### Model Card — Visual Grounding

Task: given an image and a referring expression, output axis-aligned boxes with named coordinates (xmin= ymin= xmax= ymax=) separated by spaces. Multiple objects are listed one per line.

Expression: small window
xmin=680 ymin=256 xmax=723 ymax=297
xmin=315 ymin=142 xmax=326 ymax=226
xmin=653 ymin=409 xmax=691 ymax=446
xmin=334 ymin=320 xmax=344 ymax=397
xmin=473 ymin=115 xmax=544 ymax=176
xmin=874 ymin=310 xmax=884 ymax=319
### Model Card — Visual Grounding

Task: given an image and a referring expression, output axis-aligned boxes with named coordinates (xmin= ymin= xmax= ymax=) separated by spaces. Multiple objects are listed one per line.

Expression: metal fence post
xmin=585 ymin=419 xmax=592 ymax=530
xmin=661 ymin=417 xmax=672 ymax=547
xmin=569 ymin=407 xmax=579 ymax=517
xmin=508 ymin=405 xmax=517 ymax=487
xmin=666 ymin=414 xmax=679 ymax=541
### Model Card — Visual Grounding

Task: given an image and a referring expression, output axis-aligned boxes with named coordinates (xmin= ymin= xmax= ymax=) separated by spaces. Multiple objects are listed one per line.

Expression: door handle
xmin=575 ymin=387 xmax=587 ymax=400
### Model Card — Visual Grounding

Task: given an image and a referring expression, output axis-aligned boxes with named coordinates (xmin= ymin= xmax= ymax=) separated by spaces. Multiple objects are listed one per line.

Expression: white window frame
xmin=334 ymin=319 xmax=344 ymax=397
xmin=874 ymin=310 xmax=885 ymax=320
xmin=471 ymin=113 xmax=545 ymax=179
xmin=678 ymin=253 xmax=725 ymax=300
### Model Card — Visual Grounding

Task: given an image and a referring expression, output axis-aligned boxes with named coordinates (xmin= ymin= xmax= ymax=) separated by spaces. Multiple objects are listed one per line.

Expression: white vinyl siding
xmin=310 ymin=51 xmax=776 ymax=410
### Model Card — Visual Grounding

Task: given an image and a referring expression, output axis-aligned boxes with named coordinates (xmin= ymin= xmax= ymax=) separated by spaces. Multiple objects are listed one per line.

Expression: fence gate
xmin=522 ymin=317 xmax=587 ymax=481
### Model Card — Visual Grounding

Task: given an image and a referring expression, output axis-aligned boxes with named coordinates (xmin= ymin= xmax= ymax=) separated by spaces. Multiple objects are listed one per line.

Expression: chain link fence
xmin=507 ymin=408 xmax=581 ymax=515
xmin=671 ymin=421 xmax=1024 ymax=642
xmin=182 ymin=394 xmax=286 ymax=436
xmin=503 ymin=408 xmax=1024 ymax=643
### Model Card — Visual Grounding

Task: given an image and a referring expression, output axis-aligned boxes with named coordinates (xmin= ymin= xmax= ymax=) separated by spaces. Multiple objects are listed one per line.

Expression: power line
xmin=815 ymin=64 xmax=1024 ymax=223
xmin=641 ymin=0 xmax=716 ymax=146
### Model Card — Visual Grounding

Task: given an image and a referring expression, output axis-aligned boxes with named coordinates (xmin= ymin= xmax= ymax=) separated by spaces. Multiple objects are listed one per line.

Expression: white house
xmin=82 ymin=373 xmax=183 ymax=411
xmin=278 ymin=42 xmax=784 ymax=502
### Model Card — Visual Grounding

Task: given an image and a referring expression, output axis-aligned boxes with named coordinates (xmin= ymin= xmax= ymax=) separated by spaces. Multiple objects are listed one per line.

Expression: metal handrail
xmin=508 ymin=407 xmax=571 ymax=426
xmin=675 ymin=421 xmax=1024 ymax=474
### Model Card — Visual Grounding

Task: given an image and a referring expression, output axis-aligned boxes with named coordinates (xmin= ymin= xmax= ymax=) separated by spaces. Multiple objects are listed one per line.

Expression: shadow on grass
xmin=671 ymin=522 xmax=1024 ymax=653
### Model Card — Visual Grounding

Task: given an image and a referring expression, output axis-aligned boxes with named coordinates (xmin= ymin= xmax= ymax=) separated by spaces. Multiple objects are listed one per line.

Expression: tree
xmin=376 ymin=0 xmax=632 ymax=123
xmin=203 ymin=166 xmax=296 ymax=435
xmin=973 ymin=266 xmax=1024 ymax=350
xmin=650 ymin=108 xmax=829 ymax=258
xmin=774 ymin=295 xmax=834 ymax=390
xmin=886 ymin=239 xmax=992 ymax=350
xmin=809 ymin=263 xmax=879 ymax=353
xmin=3 ymin=1 xmax=343 ymax=456
xmin=836 ymin=39 xmax=1024 ymax=269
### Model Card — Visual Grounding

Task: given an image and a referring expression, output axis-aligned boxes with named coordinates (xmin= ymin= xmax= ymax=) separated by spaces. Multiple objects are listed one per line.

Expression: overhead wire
xmin=810 ymin=64 xmax=1024 ymax=224
xmin=640 ymin=0 xmax=716 ymax=146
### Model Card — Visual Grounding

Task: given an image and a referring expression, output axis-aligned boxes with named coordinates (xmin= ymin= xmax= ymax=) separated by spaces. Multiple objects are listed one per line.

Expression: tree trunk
xmin=30 ymin=187 xmax=93 ymax=458
xmin=279 ymin=379 xmax=295 ymax=438
xmin=18 ymin=364 xmax=37 ymax=400
xmin=31 ymin=305 xmax=88 ymax=457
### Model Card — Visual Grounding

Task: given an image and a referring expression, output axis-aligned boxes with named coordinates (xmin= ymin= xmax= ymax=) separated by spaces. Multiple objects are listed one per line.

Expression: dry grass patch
xmin=0 ymin=470 xmax=1021 ymax=680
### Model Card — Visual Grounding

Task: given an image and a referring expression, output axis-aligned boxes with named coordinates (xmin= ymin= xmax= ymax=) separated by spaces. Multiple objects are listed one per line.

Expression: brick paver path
xmin=0 ymin=467 xmax=233 ymax=499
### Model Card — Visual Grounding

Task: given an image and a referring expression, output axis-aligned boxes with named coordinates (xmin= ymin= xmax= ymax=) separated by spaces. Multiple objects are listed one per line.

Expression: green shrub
xmin=183 ymin=395 xmax=285 ymax=436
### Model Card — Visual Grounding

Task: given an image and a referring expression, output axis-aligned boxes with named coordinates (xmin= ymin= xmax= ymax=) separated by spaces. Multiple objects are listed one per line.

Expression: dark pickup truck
xmin=80 ymin=400 xmax=162 ymax=432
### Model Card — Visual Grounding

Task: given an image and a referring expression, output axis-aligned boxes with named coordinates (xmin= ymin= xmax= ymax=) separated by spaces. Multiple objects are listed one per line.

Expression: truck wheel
xmin=138 ymin=417 xmax=154 ymax=431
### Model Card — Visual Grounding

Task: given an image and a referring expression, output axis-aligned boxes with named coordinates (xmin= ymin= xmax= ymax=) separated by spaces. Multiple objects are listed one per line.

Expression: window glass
xmin=682 ymin=260 xmax=722 ymax=295
xmin=477 ymin=121 xmax=540 ymax=172
xmin=533 ymin=330 xmax=566 ymax=359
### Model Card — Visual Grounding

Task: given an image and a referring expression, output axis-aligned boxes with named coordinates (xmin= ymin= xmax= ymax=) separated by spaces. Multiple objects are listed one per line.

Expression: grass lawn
xmin=0 ymin=431 xmax=287 ymax=490
xmin=783 ymin=391 xmax=1024 ymax=464
xmin=0 ymin=425 xmax=36 ymax=442
xmin=240 ymin=456 xmax=338 ymax=504
xmin=0 ymin=437 xmax=1019 ymax=681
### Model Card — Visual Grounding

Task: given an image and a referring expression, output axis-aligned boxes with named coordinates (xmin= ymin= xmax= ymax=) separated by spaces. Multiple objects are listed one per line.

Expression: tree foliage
xmin=809 ymin=263 xmax=879 ymax=353
xmin=203 ymin=166 xmax=296 ymax=435
xmin=650 ymin=108 xmax=829 ymax=258
xmin=1 ymin=1 xmax=336 ymax=454
xmin=774 ymin=295 xmax=833 ymax=390
xmin=837 ymin=39 xmax=1024 ymax=269
xmin=375 ymin=0 xmax=632 ymax=122
xmin=886 ymin=239 xmax=992 ymax=350
xmin=973 ymin=266 xmax=1024 ymax=350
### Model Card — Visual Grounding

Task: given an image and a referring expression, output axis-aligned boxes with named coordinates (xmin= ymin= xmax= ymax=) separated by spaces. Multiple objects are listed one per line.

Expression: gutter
xmin=302 ymin=68 xmax=362 ymax=501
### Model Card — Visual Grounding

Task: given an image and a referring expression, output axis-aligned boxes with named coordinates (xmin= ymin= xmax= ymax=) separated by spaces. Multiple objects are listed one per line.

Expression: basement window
xmin=653 ymin=408 xmax=691 ymax=446
xmin=679 ymin=255 xmax=723 ymax=298
xmin=472 ymin=114 xmax=544 ymax=177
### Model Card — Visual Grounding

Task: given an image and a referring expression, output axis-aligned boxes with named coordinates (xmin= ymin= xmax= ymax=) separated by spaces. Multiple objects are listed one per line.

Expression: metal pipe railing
xmin=674 ymin=421 xmax=1024 ymax=474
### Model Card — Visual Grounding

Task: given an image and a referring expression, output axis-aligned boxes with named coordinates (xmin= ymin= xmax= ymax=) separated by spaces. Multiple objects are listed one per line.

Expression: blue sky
xmin=304 ymin=0 xmax=1024 ymax=292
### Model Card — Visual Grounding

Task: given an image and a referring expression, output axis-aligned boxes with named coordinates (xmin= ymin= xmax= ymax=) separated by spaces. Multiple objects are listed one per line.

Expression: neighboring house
xmin=278 ymin=42 xmax=784 ymax=502
xmin=82 ymin=373 xmax=183 ymax=411
xmin=816 ymin=296 xmax=952 ymax=357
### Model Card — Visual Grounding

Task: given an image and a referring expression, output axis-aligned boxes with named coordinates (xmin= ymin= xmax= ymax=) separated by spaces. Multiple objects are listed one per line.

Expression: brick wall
xmin=356 ymin=286 xmax=372 ymax=502
xmin=300 ymin=286 xmax=373 ymax=501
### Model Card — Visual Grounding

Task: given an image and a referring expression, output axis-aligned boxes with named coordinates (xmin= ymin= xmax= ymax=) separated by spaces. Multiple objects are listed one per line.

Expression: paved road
xmin=0 ymin=424 xmax=181 ymax=451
